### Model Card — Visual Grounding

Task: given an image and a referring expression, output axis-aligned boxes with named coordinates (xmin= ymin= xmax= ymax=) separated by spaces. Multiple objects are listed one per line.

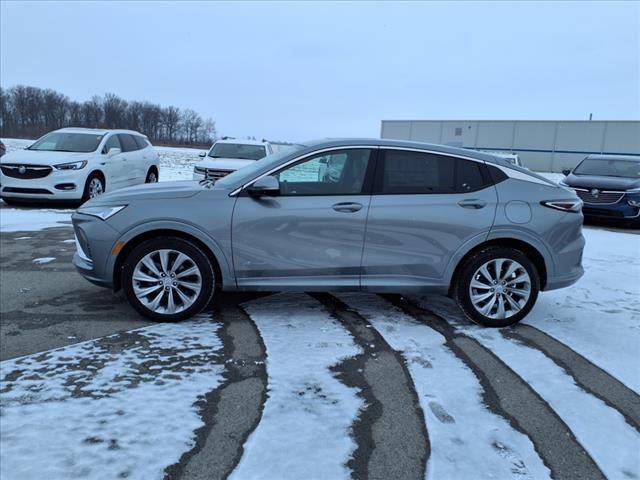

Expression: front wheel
xmin=122 ymin=237 xmax=215 ymax=321
xmin=82 ymin=173 xmax=105 ymax=202
xmin=454 ymin=247 xmax=540 ymax=327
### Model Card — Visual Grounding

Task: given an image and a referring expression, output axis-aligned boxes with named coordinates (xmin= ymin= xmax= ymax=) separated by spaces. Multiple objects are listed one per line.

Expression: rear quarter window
xmin=134 ymin=136 xmax=150 ymax=149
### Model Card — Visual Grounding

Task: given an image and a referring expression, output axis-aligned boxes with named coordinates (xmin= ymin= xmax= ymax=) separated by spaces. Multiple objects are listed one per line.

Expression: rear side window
xmin=118 ymin=134 xmax=139 ymax=152
xmin=378 ymin=150 xmax=490 ymax=194
xmin=134 ymin=136 xmax=149 ymax=149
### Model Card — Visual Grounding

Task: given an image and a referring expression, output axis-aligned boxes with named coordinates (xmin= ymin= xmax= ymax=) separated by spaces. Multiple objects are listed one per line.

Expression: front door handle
xmin=458 ymin=199 xmax=487 ymax=209
xmin=332 ymin=202 xmax=363 ymax=213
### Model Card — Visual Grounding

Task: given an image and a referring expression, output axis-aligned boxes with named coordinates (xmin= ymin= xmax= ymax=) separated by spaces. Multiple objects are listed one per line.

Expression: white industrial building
xmin=380 ymin=120 xmax=640 ymax=172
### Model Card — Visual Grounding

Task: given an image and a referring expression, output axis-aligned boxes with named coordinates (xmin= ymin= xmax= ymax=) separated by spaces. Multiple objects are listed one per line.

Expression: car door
xmin=117 ymin=134 xmax=141 ymax=186
xmin=361 ymin=148 xmax=498 ymax=290
xmin=134 ymin=135 xmax=153 ymax=181
xmin=231 ymin=147 xmax=376 ymax=289
xmin=101 ymin=134 xmax=127 ymax=191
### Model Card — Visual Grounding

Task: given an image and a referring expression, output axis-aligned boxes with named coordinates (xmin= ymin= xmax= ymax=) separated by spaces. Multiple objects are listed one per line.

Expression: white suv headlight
xmin=55 ymin=160 xmax=88 ymax=170
xmin=77 ymin=205 xmax=127 ymax=220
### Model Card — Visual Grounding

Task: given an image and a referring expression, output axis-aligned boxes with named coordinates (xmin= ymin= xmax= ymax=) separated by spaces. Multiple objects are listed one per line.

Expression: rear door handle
xmin=332 ymin=202 xmax=363 ymax=213
xmin=458 ymin=199 xmax=487 ymax=209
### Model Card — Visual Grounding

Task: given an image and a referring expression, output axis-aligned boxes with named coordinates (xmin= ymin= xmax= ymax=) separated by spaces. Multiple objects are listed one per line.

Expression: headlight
xmin=626 ymin=187 xmax=640 ymax=194
xmin=77 ymin=205 xmax=127 ymax=220
xmin=55 ymin=160 xmax=88 ymax=170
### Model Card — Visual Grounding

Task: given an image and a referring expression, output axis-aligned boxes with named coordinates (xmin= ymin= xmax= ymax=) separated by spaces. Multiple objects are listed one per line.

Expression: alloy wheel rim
xmin=89 ymin=178 xmax=103 ymax=198
xmin=132 ymin=249 xmax=202 ymax=314
xmin=469 ymin=258 xmax=531 ymax=320
xmin=148 ymin=172 xmax=157 ymax=183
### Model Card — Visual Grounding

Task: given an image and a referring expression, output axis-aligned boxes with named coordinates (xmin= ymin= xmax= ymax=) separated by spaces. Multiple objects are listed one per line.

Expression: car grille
xmin=2 ymin=187 xmax=52 ymax=194
xmin=1 ymin=164 xmax=53 ymax=179
xmin=204 ymin=169 xmax=234 ymax=181
xmin=573 ymin=188 xmax=624 ymax=205
xmin=582 ymin=206 xmax=625 ymax=218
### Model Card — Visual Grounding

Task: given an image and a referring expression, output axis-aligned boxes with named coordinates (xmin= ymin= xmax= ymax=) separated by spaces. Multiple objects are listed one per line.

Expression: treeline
xmin=0 ymin=85 xmax=217 ymax=147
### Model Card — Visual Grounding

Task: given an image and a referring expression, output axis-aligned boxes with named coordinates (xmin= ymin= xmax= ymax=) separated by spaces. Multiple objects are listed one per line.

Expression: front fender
xmin=109 ymin=219 xmax=235 ymax=290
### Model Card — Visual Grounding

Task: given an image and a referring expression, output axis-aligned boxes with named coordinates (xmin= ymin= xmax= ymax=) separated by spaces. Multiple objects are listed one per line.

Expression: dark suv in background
xmin=561 ymin=155 xmax=640 ymax=227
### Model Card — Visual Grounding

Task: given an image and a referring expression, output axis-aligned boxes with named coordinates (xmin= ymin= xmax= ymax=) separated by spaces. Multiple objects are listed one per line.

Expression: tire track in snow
xmin=411 ymin=295 xmax=640 ymax=479
xmin=229 ymin=293 xmax=364 ymax=480
xmin=165 ymin=294 xmax=269 ymax=480
xmin=504 ymin=325 xmax=640 ymax=432
xmin=311 ymin=293 xmax=428 ymax=480
xmin=337 ymin=293 xmax=551 ymax=480
xmin=0 ymin=315 xmax=225 ymax=480
xmin=383 ymin=294 xmax=606 ymax=480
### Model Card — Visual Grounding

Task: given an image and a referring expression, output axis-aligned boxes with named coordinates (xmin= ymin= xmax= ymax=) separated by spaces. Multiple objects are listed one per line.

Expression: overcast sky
xmin=1 ymin=1 xmax=639 ymax=141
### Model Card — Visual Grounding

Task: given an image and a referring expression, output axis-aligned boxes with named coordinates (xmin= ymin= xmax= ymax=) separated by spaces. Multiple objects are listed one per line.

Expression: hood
xmin=0 ymin=149 xmax=90 ymax=165
xmin=197 ymin=157 xmax=257 ymax=171
xmin=564 ymin=174 xmax=640 ymax=191
xmin=86 ymin=181 xmax=202 ymax=206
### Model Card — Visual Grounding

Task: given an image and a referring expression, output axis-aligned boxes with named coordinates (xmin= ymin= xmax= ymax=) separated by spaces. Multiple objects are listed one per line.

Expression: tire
xmin=454 ymin=246 xmax=540 ymax=327
xmin=145 ymin=168 xmax=158 ymax=183
xmin=122 ymin=237 xmax=215 ymax=321
xmin=82 ymin=172 xmax=105 ymax=202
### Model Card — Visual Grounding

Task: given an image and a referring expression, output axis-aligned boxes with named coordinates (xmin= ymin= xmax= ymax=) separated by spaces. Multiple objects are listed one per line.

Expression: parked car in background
xmin=73 ymin=138 xmax=584 ymax=328
xmin=0 ymin=128 xmax=159 ymax=204
xmin=193 ymin=138 xmax=296 ymax=181
xmin=0 ymin=140 xmax=6 ymax=158
xmin=560 ymin=154 xmax=640 ymax=226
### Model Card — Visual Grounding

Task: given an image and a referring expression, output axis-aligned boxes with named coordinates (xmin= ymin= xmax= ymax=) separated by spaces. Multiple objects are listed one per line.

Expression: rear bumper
xmin=544 ymin=265 xmax=584 ymax=291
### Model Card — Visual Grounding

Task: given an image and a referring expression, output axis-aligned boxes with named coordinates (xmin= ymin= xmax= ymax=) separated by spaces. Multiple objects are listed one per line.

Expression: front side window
xmin=102 ymin=135 xmax=121 ymax=154
xmin=118 ymin=134 xmax=139 ymax=152
xmin=28 ymin=132 xmax=104 ymax=153
xmin=379 ymin=150 xmax=489 ymax=194
xmin=209 ymin=143 xmax=267 ymax=160
xmin=274 ymin=149 xmax=373 ymax=196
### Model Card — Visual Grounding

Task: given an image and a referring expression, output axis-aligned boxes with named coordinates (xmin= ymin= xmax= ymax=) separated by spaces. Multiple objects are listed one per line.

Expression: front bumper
xmin=71 ymin=211 xmax=121 ymax=289
xmin=0 ymin=168 xmax=87 ymax=200
xmin=579 ymin=192 xmax=640 ymax=222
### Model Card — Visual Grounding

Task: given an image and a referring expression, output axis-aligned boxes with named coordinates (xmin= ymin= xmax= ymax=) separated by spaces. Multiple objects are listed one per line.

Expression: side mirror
xmin=246 ymin=175 xmax=280 ymax=197
xmin=199 ymin=151 xmax=207 ymax=158
xmin=562 ymin=169 xmax=571 ymax=176
xmin=107 ymin=147 xmax=121 ymax=157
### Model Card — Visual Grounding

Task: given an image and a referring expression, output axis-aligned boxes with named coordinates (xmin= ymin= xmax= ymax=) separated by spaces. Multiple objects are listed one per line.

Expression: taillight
xmin=541 ymin=200 xmax=583 ymax=213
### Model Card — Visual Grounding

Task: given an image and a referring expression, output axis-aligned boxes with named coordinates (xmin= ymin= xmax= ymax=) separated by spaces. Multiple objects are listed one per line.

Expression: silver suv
xmin=72 ymin=139 xmax=585 ymax=327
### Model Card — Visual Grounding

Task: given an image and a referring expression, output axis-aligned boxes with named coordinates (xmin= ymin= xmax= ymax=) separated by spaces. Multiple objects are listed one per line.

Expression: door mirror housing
xmin=107 ymin=147 xmax=121 ymax=157
xmin=199 ymin=151 xmax=207 ymax=158
xmin=246 ymin=175 xmax=280 ymax=197
xmin=562 ymin=169 xmax=571 ymax=176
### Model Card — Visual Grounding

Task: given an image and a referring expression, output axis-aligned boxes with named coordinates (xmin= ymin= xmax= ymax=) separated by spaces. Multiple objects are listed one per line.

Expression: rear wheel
xmin=454 ymin=247 xmax=539 ymax=327
xmin=122 ymin=237 xmax=215 ymax=321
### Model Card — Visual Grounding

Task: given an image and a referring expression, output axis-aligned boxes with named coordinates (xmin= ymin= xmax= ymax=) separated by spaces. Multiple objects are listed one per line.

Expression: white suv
xmin=0 ymin=128 xmax=160 ymax=204
xmin=193 ymin=139 xmax=294 ymax=181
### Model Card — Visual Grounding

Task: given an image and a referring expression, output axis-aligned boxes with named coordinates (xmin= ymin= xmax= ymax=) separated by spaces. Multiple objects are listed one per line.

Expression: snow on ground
xmin=232 ymin=293 xmax=363 ymax=480
xmin=416 ymin=228 xmax=640 ymax=393
xmin=0 ymin=315 xmax=225 ymax=480
xmin=336 ymin=293 xmax=551 ymax=480
xmin=0 ymin=208 xmax=73 ymax=232
xmin=462 ymin=326 xmax=640 ymax=479
xmin=155 ymin=145 xmax=204 ymax=181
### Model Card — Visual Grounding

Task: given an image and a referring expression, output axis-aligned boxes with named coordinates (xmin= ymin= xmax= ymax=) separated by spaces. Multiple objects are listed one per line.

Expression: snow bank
xmin=0 ymin=208 xmax=73 ymax=232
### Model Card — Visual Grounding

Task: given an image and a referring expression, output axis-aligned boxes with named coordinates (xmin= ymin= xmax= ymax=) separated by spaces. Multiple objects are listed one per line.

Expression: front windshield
xmin=573 ymin=158 xmax=640 ymax=178
xmin=28 ymin=132 xmax=104 ymax=153
xmin=214 ymin=146 xmax=305 ymax=189
xmin=209 ymin=143 xmax=267 ymax=160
